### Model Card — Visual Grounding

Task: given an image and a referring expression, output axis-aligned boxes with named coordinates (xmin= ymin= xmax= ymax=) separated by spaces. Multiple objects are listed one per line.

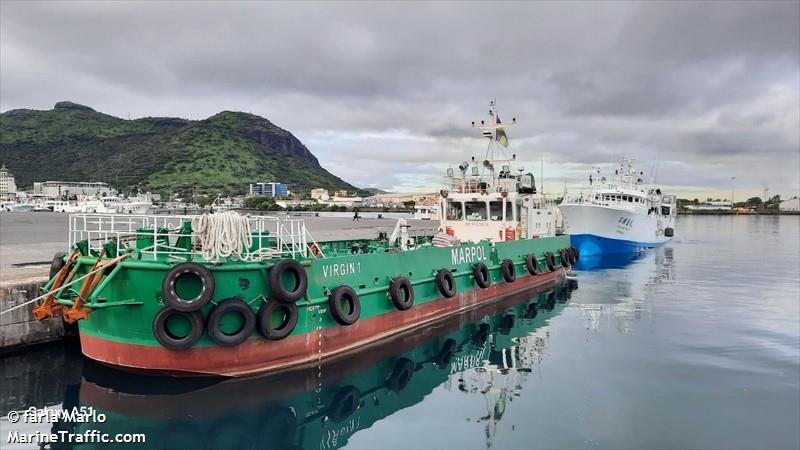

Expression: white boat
xmin=559 ymin=159 xmax=676 ymax=255
xmin=12 ymin=203 xmax=35 ymax=212
xmin=438 ymin=101 xmax=558 ymax=243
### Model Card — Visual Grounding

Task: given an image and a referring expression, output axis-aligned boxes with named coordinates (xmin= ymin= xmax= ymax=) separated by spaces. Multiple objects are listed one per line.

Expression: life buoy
xmin=327 ymin=385 xmax=361 ymax=422
xmin=329 ymin=285 xmax=361 ymax=325
xmin=472 ymin=262 xmax=491 ymax=289
xmin=161 ymin=262 xmax=215 ymax=312
xmin=389 ymin=277 xmax=414 ymax=311
xmin=386 ymin=357 xmax=414 ymax=392
xmin=435 ymin=269 xmax=457 ymax=298
xmin=501 ymin=259 xmax=516 ymax=282
xmin=525 ymin=254 xmax=539 ymax=275
xmin=560 ymin=249 xmax=571 ymax=268
xmin=309 ymin=243 xmax=322 ymax=258
xmin=207 ymin=297 xmax=256 ymax=347
xmin=269 ymin=260 xmax=308 ymax=303
xmin=256 ymin=299 xmax=298 ymax=340
xmin=545 ymin=252 xmax=556 ymax=272
xmin=152 ymin=306 xmax=205 ymax=351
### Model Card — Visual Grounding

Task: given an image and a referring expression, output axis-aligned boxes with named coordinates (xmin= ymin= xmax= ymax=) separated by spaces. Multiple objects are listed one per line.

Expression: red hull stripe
xmin=80 ymin=269 xmax=567 ymax=377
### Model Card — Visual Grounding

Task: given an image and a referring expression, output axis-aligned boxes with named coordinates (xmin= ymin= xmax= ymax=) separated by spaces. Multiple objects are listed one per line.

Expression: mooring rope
xmin=191 ymin=211 xmax=254 ymax=262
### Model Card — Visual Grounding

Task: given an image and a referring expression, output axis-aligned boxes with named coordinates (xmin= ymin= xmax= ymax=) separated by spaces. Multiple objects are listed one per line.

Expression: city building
xmin=249 ymin=182 xmax=289 ymax=198
xmin=779 ymin=196 xmax=799 ymax=212
xmin=334 ymin=190 xmax=349 ymax=197
xmin=310 ymin=188 xmax=330 ymax=201
xmin=0 ymin=165 xmax=17 ymax=201
xmin=33 ymin=180 xmax=115 ymax=198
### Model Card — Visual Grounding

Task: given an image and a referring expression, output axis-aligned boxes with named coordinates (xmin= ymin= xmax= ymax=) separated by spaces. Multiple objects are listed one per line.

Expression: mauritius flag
xmin=496 ymin=114 xmax=509 ymax=147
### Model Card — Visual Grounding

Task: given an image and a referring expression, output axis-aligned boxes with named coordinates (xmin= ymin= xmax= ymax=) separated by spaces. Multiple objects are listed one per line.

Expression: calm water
xmin=1 ymin=215 xmax=798 ymax=450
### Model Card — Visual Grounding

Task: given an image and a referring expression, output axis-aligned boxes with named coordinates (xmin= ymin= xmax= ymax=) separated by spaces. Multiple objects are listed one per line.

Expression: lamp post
xmin=730 ymin=176 xmax=736 ymax=208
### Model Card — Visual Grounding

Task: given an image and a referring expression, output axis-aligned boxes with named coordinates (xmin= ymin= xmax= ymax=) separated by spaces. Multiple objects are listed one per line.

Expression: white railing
xmin=68 ymin=213 xmax=311 ymax=261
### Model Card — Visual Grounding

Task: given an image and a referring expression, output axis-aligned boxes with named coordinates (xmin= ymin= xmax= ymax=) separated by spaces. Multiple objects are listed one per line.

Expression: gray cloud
xmin=1 ymin=1 xmax=798 ymax=198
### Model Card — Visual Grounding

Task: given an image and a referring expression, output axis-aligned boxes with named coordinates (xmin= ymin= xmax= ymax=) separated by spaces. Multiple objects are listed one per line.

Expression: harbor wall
xmin=0 ymin=276 xmax=73 ymax=354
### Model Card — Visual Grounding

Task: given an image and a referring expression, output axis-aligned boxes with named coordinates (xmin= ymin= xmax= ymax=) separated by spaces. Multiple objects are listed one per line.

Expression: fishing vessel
xmin=28 ymin=103 xmax=579 ymax=377
xmin=559 ymin=158 xmax=676 ymax=255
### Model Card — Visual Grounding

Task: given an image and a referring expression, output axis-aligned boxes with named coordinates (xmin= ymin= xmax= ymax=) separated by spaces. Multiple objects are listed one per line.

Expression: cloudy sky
xmin=2 ymin=1 xmax=798 ymax=199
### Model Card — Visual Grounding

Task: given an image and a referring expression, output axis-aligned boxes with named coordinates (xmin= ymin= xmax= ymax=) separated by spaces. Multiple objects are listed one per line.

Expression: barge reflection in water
xmin=44 ymin=280 xmax=577 ymax=450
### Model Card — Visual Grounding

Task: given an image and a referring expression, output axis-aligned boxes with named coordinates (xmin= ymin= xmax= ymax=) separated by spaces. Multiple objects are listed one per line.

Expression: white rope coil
xmin=191 ymin=211 xmax=254 ymax=262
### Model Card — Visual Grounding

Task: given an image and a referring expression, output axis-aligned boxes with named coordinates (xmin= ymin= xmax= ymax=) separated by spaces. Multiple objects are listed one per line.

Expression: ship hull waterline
xmin=79 ymin=267 xmax=568 ymax=377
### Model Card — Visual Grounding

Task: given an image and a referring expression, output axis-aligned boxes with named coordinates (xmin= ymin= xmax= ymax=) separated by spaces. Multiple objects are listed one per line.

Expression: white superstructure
xmin=438 ymin=101 xmax=558 ymax=243
xmin=559 ymin=159 xmax=676 ymax=255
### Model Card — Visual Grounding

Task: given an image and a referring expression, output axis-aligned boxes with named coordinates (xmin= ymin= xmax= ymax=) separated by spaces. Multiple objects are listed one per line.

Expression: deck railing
xmin=68 ymin=213 xmax=312 ymax=261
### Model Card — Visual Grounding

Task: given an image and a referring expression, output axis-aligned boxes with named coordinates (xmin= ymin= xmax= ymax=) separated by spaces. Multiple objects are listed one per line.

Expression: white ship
xmin=559 ymin=159 xmax=676 ymax=255
xmin=438 ymin=101 xmax=558 ymax=243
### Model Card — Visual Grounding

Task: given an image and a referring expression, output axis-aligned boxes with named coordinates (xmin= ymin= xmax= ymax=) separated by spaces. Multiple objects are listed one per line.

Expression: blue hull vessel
xmin=570 ymin=233 xmax=665 ymax=257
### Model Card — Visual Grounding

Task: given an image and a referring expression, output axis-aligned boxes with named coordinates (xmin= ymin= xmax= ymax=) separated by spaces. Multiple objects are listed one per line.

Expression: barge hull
xmin=79 ymin=268 xmax=567 ymax=377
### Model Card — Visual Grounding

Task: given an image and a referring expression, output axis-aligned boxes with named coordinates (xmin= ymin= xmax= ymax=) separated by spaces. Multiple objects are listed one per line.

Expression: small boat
xmin=559 ymin=159 xmax=676 ymax=255
xmin=28 ymin=103 xmax=579 ymax=377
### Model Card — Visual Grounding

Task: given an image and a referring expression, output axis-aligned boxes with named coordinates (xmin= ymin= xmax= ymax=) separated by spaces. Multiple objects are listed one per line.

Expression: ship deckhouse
xmin=439 ymin=102 xmax=558 ymax=243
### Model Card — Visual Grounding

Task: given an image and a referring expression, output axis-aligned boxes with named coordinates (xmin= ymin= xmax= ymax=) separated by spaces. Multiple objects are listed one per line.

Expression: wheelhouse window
xmin=446 ymin=201 xmax=463 ymax=220
xmin=489 ymin=201 xmax=506 ymax=221
xmin=465 ymin=201 xmax=488 ymax=220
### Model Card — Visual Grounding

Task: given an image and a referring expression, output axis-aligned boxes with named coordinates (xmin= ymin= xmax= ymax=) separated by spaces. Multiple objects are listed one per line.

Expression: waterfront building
xmin=334 ymin=189 xmax=349 ymax=197
xmin=685 ymin=201 xmax=732 ymax=211
xmin=779 ymin=196 xmax=799 ymax=212
xmin=310 ymin=188 xmax=330 ymax=201
xmin=249 ymin=182 xmax=288 ymax=198
xmin=0 ymin=165 xmax=17 ymax=201
xmin=33 ymin=180 xmax=115 ymax=198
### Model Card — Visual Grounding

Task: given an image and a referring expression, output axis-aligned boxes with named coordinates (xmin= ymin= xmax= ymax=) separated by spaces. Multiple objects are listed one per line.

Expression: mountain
xmin=0 ymin=102 xmax=360 ymax=196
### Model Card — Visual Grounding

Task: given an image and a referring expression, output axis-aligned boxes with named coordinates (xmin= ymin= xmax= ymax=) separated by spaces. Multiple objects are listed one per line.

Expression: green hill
xmin=0 ymin=101 xmax=360 ymax=196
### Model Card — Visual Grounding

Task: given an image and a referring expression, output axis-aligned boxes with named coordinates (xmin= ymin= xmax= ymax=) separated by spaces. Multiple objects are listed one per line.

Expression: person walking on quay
xmin=352 ymin=209 xmax=361 ymax=221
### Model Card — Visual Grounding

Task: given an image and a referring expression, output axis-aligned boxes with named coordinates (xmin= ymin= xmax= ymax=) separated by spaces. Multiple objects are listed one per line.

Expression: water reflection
xmin=570 ymin=247 xmax=674 ymax=333
xmin=33 ymin=281 xmax=577 ymax=450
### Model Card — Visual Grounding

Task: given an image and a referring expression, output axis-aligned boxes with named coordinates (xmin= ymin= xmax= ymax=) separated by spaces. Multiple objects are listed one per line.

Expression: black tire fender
xmin=257 ymin=300 xmax=299 ymax=340
xmin=49 ymin=252 xmax=67 ymax=279
xmin=389 ymin=277 xmax=415 ymax=311
xmin=560 ymin=249 xmax=571 ymax=268
xmin=570 ymin=246 xmax=580 ymax=262
xmin=545 ymin=252 xmax=557 ymax=272
xmin=472 ymin=262 xmax=491 ymax=289
xmin=525 ymin=254 xmax=540 ymax=275
xmin=329 ymin=286 xmax=361 ymax=325
xmin=501 ymin=259 xmax=516 ymax=282
xmin=162 ymin=262 xmax=215 ymax=312
xmin=207 ymin=298 xmax=256 ymax=347
xmin=327 ymin=385 xmax=361 ymax=422
xmin=386 ymin=357 xmax=414 ymax=392
xmin=435 ymin=269 xmax=457 ymax=298
xmin=268 ymin=259 xmax=308 ymax=303
xmin=153 ymin=306 xmax=205 ymax=351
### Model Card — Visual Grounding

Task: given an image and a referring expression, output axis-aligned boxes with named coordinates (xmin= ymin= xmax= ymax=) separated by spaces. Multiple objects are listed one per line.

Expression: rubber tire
xmin=153 ymin=307 xmax=205 ymax=351
xmin=525 ymin=254 xmax=540 ymax=275
xmin=329 ymin=286 xmax=361 ymax=326
xmin=435 ymin=338 xmax=457 ymax=367
xmin=389 ymin=277 xmax=414 ymax=311
xmin=472 ymin=262 xmax=491 ymax=289
xmin=386 ymin=357 xmax=414 ymax=392
xmin=545 ymin=252 xmax=557 ymax=272
xmin=560 ymin=249 xmax=571 ymax=268
xmin=499 ymin=314 xmax=515 ymax=335
xmin=435 ymin=269 xmax=457 ymax=298
xmin=501 ymin=259 xmax=516 ymax=282
xmin=327 ymin=385 xmax=361 ymax=422
xmin=49 ymin=252 xmax=67 ymax=279
xmin=207 ymin=298 xmax=256 ymax=347
xmin=162 ymin=262 xmax=215 ymax=312
xmin=570 ymin=246 xmax=580 ymax=262
xmin=257 ymin=300 xmax=298 ymax=340
xmin=472 ymin=323 xmax=491 ymax=345
xmin=269 ymin=260 xmax=308 ymax=303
